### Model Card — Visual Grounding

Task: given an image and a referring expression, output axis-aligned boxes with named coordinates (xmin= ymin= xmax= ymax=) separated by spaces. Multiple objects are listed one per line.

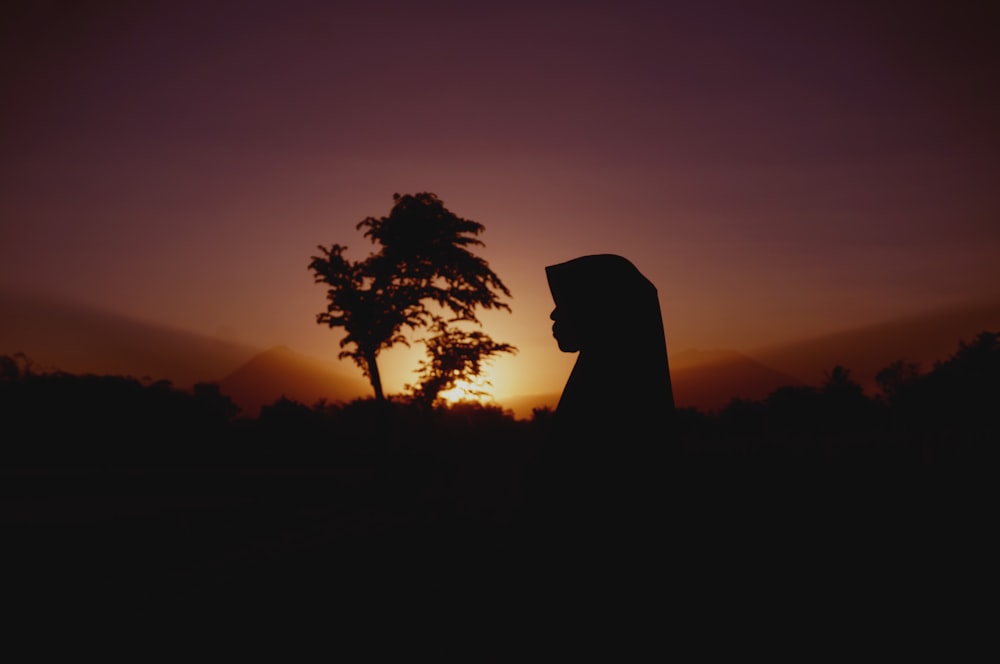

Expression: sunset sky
xmin=2 ymin=1 xmax=998 ymax=404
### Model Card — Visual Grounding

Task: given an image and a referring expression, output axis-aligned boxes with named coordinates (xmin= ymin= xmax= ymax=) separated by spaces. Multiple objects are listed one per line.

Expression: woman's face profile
xmin=550 ymin=306 xmax=584 ymax=353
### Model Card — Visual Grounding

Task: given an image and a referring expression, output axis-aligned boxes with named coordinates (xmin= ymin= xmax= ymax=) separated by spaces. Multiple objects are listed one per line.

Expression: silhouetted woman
xmin=503 ymin=253 xmax=678 ymax=624
xmin=525 ymin=254 xmax=675 ymax=573
xmin=546 ymin=253 xmax=674 ymax=447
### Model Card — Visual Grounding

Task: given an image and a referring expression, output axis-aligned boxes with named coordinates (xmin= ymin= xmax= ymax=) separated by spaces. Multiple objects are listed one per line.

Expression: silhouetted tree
xmin=876 ymin=360 xmax=922 ymax=402
xmin=0 ymin=353 xmax=33 ymax=381
xmin=309 ymin=193 xmax=514 ymax=402
xmin=718 ymin=397 xmax=768 ymax=435
xmin=765 ymin=384 xmax=822 ymax=432
xmin=924 ymin=331 xmax=1000 ymax=434
xmin=192 ymin=382 xmax=241 ymax=422
xmin=820 ymin=364 xmax=875 ymax=431
xmin=823 ymin=365 xmax=860 ymax=396
xmin=0 ymin=355 xmax=18 ymax=382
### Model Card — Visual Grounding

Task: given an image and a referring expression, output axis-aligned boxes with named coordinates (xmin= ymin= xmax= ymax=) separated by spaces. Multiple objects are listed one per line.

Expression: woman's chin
xmin=555 ymin=338 xmax=580 ymax=353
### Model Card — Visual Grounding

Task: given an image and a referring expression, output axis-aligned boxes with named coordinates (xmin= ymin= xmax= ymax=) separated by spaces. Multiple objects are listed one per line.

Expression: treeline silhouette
xmin=2 ymin=334 xmax=993 ymax=625
xmin=0 ymin=371 xmax=539 ymax=474
xmin=3 ymin=331 xmax=995 ymax=470
xmin=673 ymin=330 xmax=997 ymax=468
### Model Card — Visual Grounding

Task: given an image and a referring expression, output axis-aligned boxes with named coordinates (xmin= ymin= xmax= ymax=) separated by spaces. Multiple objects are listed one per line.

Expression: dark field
xmin=2 ymin=337 xmax=993 ymax=648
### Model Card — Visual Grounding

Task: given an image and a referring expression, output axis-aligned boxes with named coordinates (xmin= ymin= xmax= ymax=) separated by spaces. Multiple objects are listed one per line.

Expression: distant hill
xmin=747 ymin=299 xmax=1000 ymax=392
xmin=0 ymin=289 xmax=258 ymax=387
xmin=216 ymin=345 xmax=371 ymax=417
xmin=669 ymin=349 xmax=802 ymax=412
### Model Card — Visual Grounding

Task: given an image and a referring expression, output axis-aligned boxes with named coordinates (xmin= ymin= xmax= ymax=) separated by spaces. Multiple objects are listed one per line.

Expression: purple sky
xmin=3 ymin=1 xmax=998 ymax=400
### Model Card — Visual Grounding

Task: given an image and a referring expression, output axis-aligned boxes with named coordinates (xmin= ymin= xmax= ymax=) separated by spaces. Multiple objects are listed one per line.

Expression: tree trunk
xmin=365 ymin=350 xmax=385 ymax=402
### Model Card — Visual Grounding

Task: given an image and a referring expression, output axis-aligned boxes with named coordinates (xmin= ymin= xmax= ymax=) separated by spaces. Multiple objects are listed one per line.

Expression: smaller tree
xmin=821 ymin=364 xmax=874 ymax=431
xmin=876 ymin=360 xmax=922 ymax=402
xmin=822 ymin=365 xmax=864 ymax=400
xmin=406 ymin=320 xmax=516 ymax=407
xmin=0 ymin=353 xmax=34 ymax=381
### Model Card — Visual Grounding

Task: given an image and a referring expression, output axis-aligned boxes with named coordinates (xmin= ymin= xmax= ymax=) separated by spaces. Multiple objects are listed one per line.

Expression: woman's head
xmin=546 ymin=254 xmax=658 ymax=354
xmin=545 ymin=253 xmax=675 ymax=437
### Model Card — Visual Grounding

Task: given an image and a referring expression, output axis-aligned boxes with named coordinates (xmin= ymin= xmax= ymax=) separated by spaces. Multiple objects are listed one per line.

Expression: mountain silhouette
xmin=216 ymin=345 xmax=370 ymax=417
xmin=0 ymin=289 xmax=258 ymax=386
xmin=748 ymin=298 xmax=1000 ymax=392
xmin=669 ymin=348 xmax=802 ymax=412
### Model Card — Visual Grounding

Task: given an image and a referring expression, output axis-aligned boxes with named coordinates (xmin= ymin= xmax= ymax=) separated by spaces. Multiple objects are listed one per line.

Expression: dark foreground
xmin=3 ymin=428 xmax=987 ymax=655
xmin=4 ymin=336 xmax=996 ymax=649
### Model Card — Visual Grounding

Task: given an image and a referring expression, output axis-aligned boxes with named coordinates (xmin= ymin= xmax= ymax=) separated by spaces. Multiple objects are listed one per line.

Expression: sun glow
xmin=438 ymin=377 xmax=495 ymax=405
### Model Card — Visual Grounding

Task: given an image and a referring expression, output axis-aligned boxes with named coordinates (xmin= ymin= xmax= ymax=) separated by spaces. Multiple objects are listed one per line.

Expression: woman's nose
xmin=550 ymin=308 xmax=558 ymax=321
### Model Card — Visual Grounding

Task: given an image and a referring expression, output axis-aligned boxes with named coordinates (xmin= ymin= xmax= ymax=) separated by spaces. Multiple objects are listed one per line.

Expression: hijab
xmin=545 ymin=254 xmax=674 ymax=446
